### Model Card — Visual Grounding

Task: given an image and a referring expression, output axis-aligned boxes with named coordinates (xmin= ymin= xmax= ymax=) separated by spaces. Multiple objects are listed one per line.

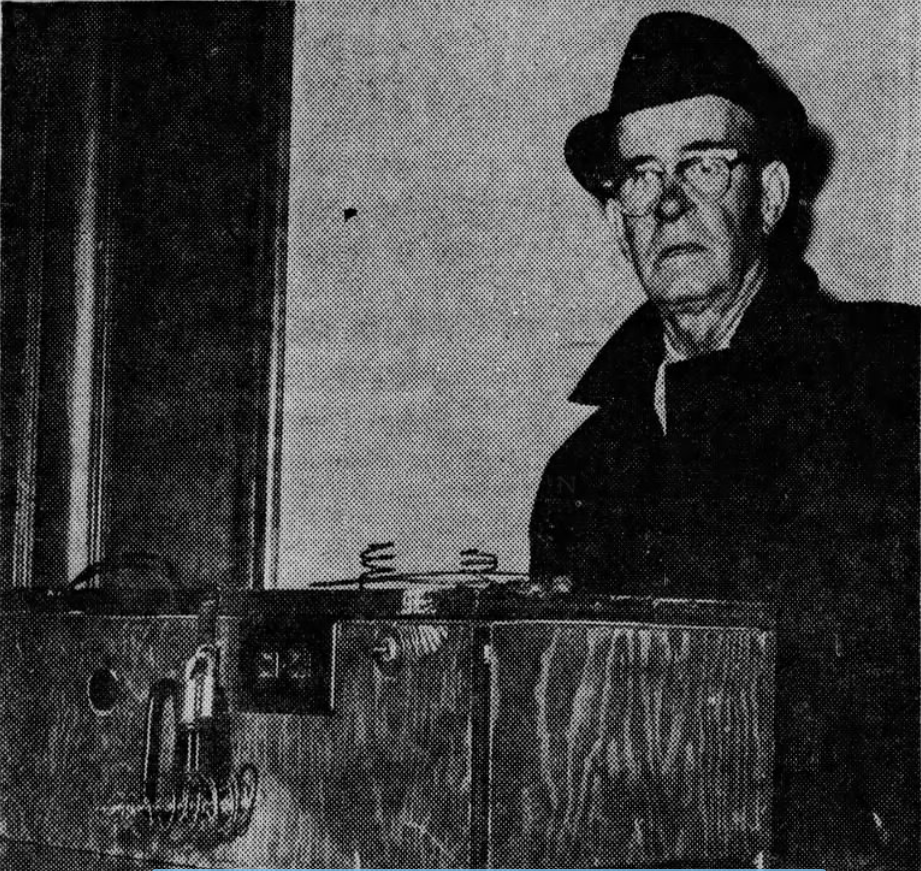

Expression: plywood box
xmin=0 ymin=587 xmax=772 ymax=868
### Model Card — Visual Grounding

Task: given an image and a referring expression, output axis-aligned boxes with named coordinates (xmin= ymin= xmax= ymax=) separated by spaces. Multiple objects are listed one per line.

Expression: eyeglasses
xmin=600 ymin=149 xmax=752 ymax=216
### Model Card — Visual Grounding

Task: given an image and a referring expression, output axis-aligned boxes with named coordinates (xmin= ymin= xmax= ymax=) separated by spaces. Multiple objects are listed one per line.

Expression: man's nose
xmin=655 ymin=175 xmax=693 ymax=222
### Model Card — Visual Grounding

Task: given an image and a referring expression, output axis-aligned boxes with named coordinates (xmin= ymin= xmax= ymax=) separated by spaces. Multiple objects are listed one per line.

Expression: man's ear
xmin=761 ymin=160 xmax=791 ymax=235
xmin=602 ymin=198 xmax=631 ymax=259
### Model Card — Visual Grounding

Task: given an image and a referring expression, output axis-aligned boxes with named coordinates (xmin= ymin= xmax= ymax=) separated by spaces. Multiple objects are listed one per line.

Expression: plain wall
xmin=277 ymin=0 xmax=919 ymax=585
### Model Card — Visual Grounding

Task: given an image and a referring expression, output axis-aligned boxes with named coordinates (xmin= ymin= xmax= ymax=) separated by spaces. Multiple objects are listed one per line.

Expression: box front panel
xmin=489 ymin=622 xmax=774 ymax=868
xmin=196 ymin=619 xmax=474 ymax=870
xmin=0 ymin=613 xmax=200 ymax=860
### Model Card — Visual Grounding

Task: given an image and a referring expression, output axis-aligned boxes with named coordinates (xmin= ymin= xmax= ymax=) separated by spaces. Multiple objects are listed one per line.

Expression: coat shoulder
xmin=539 ymin=407 xmax=609 ymax=478
xmin=816 ymin=295 xmax=918 ymax=372
xmin=839 ymin=298 xmax=919 ymax=345
xmin=853 ymin=301 xmax=918 ymax=386
xmin=821 ymin=298 xmax=919 ymax=430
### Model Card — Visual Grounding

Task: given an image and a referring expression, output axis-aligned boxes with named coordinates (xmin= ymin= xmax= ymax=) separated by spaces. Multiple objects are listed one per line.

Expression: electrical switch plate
xmin=238 ymin=617 xmax=337 ymax=715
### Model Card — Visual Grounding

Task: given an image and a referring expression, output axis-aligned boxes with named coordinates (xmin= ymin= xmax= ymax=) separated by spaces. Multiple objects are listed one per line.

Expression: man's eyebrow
xmin=680 ymin=139 xmax=743 ymax=152
xmin=620 ymin=140 xmax=745 ymax=163
xmin=620 ymin=154 xmax=659 ymax=166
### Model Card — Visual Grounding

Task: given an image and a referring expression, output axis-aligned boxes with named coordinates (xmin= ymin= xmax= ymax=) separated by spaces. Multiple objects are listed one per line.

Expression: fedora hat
xmin=565 ymin=12 xmax=807 ymax=196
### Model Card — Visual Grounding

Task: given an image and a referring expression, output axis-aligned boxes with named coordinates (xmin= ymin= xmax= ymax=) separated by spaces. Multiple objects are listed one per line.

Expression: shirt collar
xmin=662 ymin=263 xmax=766 ymax=364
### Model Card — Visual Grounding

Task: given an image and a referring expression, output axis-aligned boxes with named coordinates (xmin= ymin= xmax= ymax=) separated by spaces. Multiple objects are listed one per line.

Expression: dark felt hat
xmin=565 ymin=12 xmax=807 ymax=196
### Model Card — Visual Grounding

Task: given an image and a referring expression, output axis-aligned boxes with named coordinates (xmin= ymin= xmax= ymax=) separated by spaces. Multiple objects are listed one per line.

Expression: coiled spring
xmin=359 ymin=541 xmax=397 ymax=585
xmin=459 ymin=547 xmax=498 ymax=573
xmin=354 ymin=543 xmax=504 ymax=588
xmin=140 ymin=762 xmax=258 ymax=846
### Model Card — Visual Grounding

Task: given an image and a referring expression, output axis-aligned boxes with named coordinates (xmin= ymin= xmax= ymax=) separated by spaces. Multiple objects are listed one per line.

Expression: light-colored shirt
xmin=653 ymin=271 xmax=765 ymax=433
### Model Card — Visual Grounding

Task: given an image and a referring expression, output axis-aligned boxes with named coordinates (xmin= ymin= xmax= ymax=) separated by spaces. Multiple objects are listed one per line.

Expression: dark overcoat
xmin=529 ymin=261 xmax=920 ymax=867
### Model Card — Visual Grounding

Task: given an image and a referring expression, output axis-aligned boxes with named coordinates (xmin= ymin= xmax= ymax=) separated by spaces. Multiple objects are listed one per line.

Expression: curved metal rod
xmin=228 ymin=763 xmax=259 ymax=838
xmin=141 ymin=678 xmax=178 ymax=809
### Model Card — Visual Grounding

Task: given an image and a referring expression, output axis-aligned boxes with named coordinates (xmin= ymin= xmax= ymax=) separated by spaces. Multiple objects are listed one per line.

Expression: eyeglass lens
xmin=611 ymin=154 xmax=738 ymax=216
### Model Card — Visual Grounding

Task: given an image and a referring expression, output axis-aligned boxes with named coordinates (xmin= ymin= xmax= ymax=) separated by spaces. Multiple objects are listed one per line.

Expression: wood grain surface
xmin=0 ymin=614 xmax=199 ymax=861
xmin=0 ymin=611 xmax=775 ymax=868
xmin=489 ymin=623 xmax=773 ymax=868
xmin=207 ymin=620 xmax=473 ymax=870
xmin=0 ymin=838 xmax=165 ymax=870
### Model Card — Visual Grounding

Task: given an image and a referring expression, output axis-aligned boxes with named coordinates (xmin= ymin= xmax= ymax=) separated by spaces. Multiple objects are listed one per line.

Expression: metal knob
xmin=371 ymin=635 xmax=400 ymax=665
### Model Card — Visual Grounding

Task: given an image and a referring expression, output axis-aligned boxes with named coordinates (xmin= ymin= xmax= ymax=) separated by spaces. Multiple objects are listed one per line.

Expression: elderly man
xmin=530 ymin=12 xmax=919 ymax=870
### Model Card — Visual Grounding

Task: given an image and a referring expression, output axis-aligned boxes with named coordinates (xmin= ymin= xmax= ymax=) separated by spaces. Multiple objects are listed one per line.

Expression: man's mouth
xmin=656 ymin=243 xmax=707 ymax=264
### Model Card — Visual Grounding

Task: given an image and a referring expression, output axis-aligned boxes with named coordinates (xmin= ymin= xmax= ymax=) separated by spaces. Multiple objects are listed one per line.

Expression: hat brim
xmin=564 ymin=111 xmax=620 ymax=198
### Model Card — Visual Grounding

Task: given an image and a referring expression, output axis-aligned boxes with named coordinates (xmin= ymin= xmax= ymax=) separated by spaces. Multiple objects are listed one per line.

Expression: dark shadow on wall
xmin=788 ymin=122 xmax=836 ymax=262
xmin=761 ymin=55 xmax=834 ymax=263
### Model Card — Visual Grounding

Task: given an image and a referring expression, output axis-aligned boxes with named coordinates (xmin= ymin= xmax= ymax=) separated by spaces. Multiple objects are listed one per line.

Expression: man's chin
xmin=645 ymin=282 xmax=719 ymax=314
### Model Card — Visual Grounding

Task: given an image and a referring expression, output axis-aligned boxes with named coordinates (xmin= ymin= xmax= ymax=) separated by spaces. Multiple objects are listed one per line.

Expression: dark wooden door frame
xmin=1 ymin=3 xmax=295 ymax=590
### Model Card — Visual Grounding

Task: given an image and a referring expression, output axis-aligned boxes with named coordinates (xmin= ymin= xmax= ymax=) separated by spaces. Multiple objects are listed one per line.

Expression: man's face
xmin=613 ymin=95 xmax=764 ymax=313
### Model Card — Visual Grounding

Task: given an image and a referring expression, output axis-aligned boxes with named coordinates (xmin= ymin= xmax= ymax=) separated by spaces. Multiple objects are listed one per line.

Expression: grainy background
xmin=278 ymin=0 xmax=919 ymax=586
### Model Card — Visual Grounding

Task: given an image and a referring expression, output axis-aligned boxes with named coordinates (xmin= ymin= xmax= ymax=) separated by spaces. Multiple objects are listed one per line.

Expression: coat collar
xmin=569 ymin=261 xmax=833 ymax=406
